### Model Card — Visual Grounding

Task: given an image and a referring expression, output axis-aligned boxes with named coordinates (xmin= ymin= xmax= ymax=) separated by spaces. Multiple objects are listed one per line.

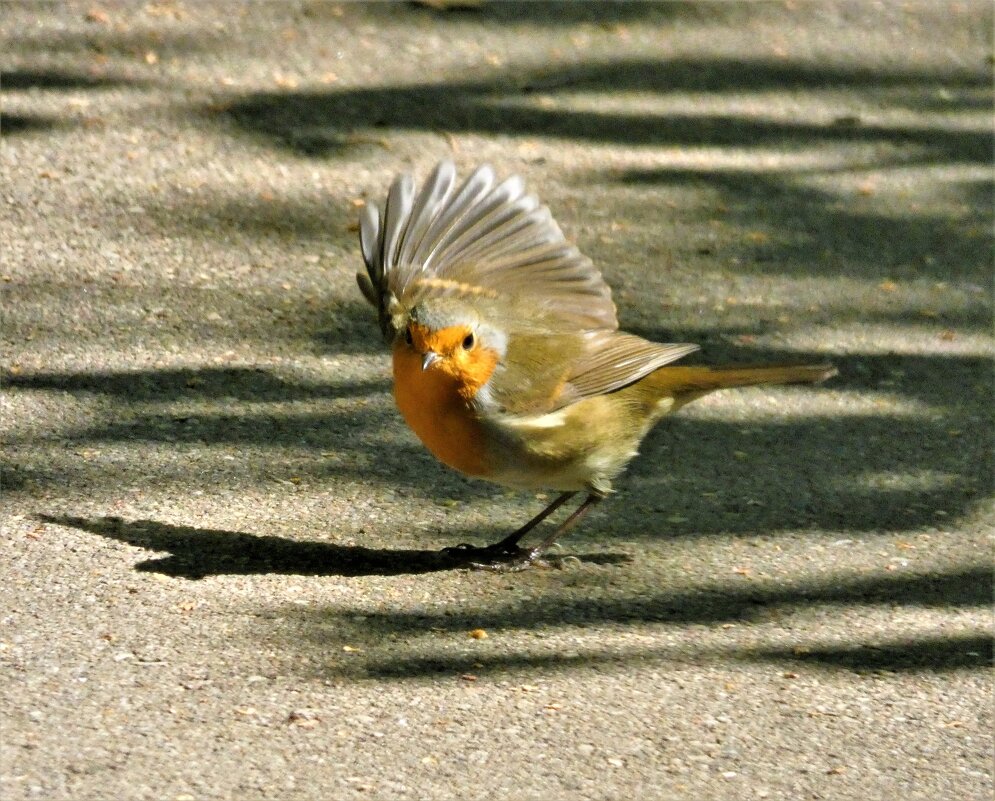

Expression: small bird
xmin=357 ymin=161 xmax=835 ymax=568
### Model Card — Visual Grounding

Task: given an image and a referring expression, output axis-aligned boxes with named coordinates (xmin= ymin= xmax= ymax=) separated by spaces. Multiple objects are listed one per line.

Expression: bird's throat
xmin=391 ymin=342 xmax=491 ymax=478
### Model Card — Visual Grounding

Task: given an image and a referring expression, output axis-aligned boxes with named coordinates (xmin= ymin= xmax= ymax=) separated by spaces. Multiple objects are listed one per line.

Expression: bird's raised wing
xmin=357 ymin=161 xmax=618 ymax=340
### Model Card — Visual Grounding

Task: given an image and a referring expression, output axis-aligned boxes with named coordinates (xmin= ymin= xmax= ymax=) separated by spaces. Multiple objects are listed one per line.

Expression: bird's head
xmin=395 ymin=298 xmax=507 ymax=401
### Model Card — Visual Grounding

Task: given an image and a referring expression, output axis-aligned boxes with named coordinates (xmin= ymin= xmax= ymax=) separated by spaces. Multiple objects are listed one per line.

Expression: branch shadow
xmin=36 ymin=512 xmax=990 ymax=678
xmin=200 ymin=54 xmax=991 ymax=339
xmin=273 ymin=563 xmax=992 ymax=678
xmin=356 ymin=632 xmax=994 ymax=679
xmin=134 ymin=190 xmax=356 ymax=247
xmin=1 ymin=68 xmax=142 ymax=90
xmin=306 ymin=564 xmax=993 ymax=633
xmin=37 ymin=514 xmax=629 ymax=579
xmin=214 ymin=57 xmax=991 ymax=159
xmin=5 ymin=26 xmax=227 ymax=61
xmin=617 ymin=167 xmax=994 ymax=290
xmin=6 ymin=344 xmax=992 ymax=532
xmin=2 ymin=366 xmax=388 ymax=403
xmin=750 ymin=633 xmax=993 ymax=673
xmin=1 ymin=112 xmax=64 ymax=136
xmin=364 ymin=1 xmax=708 ymax=27
xmin=1 ymin=273 xmax=384 ymax=357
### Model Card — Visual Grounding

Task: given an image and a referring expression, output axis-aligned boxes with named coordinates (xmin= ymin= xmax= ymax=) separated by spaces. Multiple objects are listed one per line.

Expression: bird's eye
xmin=404 ymin=328 xmax=413 ymax=346
xmin=462 ymin=332 xmax=475 ymax=350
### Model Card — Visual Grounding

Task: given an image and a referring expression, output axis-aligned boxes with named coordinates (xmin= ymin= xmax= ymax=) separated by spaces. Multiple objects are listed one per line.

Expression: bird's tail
xmin=649 ymin=362 xmax=837 ymax=405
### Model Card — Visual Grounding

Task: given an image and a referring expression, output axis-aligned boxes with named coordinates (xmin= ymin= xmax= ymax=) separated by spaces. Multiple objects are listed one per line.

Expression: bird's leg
xmin=467 ymin=493 xmax=602 ymax=571
xmin=488 ymin=491 xmax=577 ymax=552
xmin=528 ymin=493 xmax=601 ymax=558
xmin=442 ymin=492 xmax=576 ymax=559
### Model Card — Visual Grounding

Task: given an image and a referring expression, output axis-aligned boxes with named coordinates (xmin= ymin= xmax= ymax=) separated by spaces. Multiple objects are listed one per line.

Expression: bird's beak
xmin=422 ymin=351 xmax=439 ymax=371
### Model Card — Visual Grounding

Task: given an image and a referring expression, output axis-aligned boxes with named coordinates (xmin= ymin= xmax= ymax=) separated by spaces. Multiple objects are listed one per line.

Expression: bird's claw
xmin=468 ymin=550 xmax=551 ymax=572
xmin=441 ymin=542 xmax=478 ymax=554
xmin=440 ymin=540 xmax=546 ymax=570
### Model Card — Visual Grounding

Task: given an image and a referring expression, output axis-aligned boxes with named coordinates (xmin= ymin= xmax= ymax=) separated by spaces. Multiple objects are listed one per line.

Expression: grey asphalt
xmin=1 ymin=2 xmax=992 ymax=800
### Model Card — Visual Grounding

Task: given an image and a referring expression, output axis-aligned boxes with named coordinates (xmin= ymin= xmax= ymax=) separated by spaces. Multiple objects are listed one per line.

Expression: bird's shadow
xmin=37 ymin=514 xmax=629 ymax=579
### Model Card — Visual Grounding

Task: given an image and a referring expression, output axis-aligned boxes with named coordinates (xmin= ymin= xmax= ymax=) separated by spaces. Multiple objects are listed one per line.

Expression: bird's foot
xmin=470 ymin=549 xmax=550 ymax=572
xmin=441 ymin=542 xmax=559 ymax=571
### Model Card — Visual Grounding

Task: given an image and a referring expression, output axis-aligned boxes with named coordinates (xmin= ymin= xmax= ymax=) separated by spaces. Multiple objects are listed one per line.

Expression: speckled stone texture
xmin=1 ymin=3 xmax=992 ymax=800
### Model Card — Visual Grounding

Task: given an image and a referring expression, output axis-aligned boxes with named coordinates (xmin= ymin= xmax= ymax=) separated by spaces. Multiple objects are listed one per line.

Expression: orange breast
xmin=392 ymin=342 xmax=491 ymax=478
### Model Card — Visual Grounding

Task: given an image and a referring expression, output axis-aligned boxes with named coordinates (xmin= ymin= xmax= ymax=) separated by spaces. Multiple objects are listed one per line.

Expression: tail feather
xmin=650 ymin=363 xmax=837 ymax=401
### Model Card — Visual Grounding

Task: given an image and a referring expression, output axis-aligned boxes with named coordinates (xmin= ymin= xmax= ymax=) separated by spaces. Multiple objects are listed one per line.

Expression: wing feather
xmin=413 ymin=164 xmax=496 ymax=271
xmin=358 ymin=161 xmax=617 ymax=338
xmin=359 ymin=203 xmax=382 ymax=282
xmin=484 ymin=330 xmax=698 ymax=416
xmin=566 ymin=332 xmax=699 ymax=399
xmin=380 ymin=172 xmax=415 ymax=274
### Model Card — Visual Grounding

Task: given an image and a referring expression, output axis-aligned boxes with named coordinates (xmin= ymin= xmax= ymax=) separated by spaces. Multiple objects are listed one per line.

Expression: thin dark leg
xmin=443 ymin=492 xmax=575 ymax=558
xmin=463 ymin=493 xmax=602 ymax=571
xmin=489 ymin=491 xmax=577 ymax=551
xmin=528 ymin=493 xmax=601 ymax=558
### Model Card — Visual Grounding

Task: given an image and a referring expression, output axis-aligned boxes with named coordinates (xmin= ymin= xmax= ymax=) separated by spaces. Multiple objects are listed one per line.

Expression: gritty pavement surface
xmin=1 ymin=2 xmax=992 ymax=800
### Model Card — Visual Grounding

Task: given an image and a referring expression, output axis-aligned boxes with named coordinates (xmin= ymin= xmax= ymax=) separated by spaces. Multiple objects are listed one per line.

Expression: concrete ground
xmin=1 ymin=2 xmax=992 ymax=800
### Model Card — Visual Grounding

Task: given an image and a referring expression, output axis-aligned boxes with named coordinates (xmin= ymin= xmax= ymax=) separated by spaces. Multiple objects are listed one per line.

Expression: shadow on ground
xmin=1 ymin=68 xmax=143 ymax=90
xmin=7 ymin=8 xmax=992 ymax=692
xmin=2 ymin=112 xmax=65 ymax=136
xmin=214 ymin=57 xmax=991 ymax=160
xmin=752 ymin=633 xmax=993 ymax=673
xmin=310 ymin=563 xmax=992 ymax=630
xmin=37 ymin=513 xmax=992 ymax=678
xmin=4 ymin=24 xmax=228 ymax=61
xmin=616 ymin=167 xmax=993 ymax=292
xmin=354 ymin=1 xmax=709 ymax=27
xmin=3 ymin=366 xmax=388 ymax=403
xmin=205 ymin=53 xmax=991 ymax=333
xmin=37 ymin=514 xmax=630 ymax=578
xmin=352 ymin=632 xmax=993 ymax=679
xmin=274 ymin=562 xmax=992 ymax=678
xmin=7 ymin=340 xmax=991 ymax=535
xmin=0 ymin=67 xmax=150 ymax=134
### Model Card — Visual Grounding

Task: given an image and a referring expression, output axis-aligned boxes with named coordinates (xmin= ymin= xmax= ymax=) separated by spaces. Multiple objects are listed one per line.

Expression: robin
xmin=356 ymin=161 xmax=836 ymax=568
